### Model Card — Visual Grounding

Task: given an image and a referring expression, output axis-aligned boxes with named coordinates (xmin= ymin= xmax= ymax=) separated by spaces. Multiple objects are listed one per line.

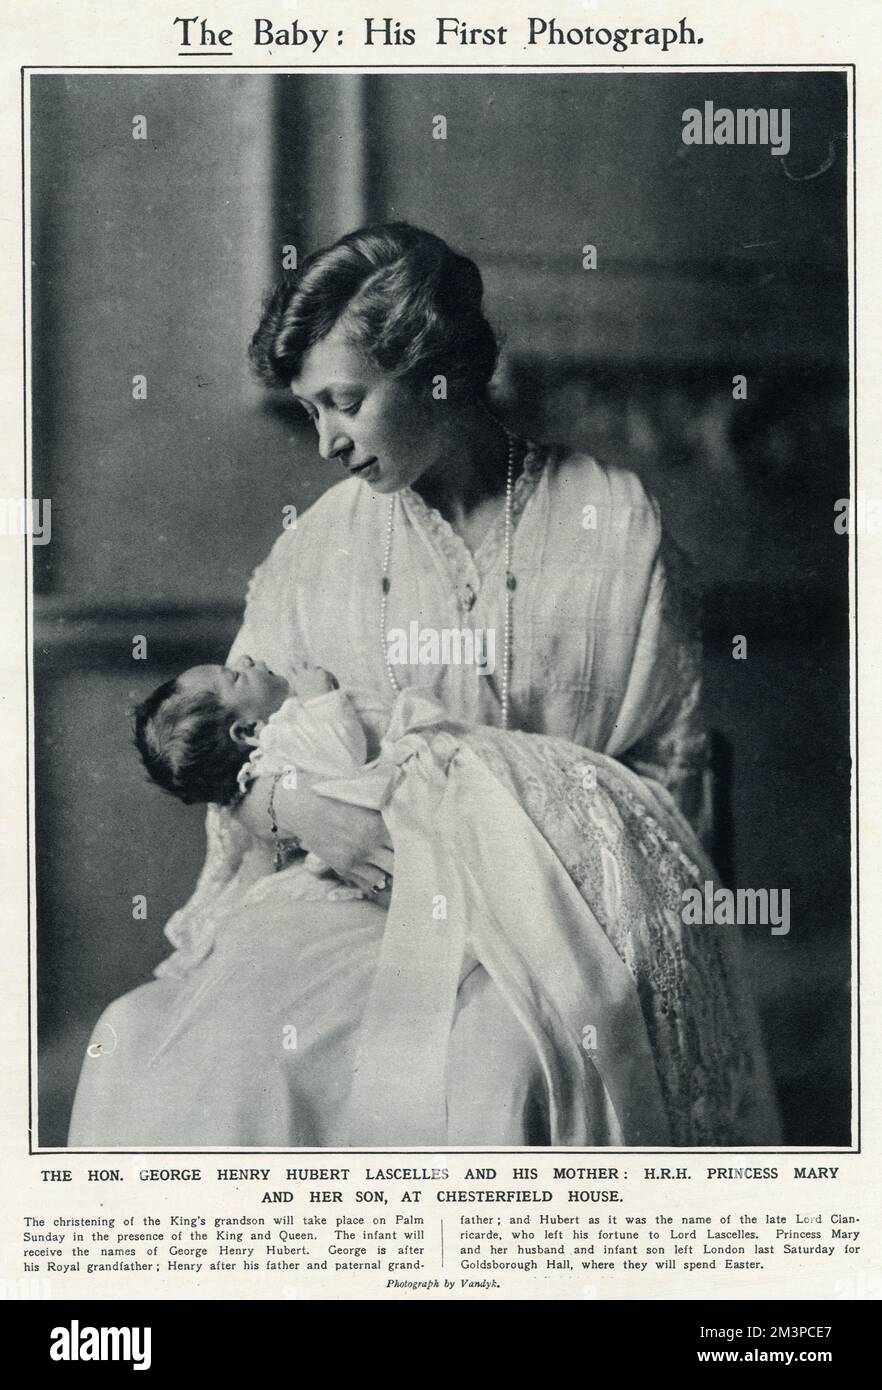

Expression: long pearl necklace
xmin=380 ymin=430 xmax=517 ymax=729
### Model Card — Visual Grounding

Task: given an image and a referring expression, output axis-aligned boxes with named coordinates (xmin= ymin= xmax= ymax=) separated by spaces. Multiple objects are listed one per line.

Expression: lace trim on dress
xmin=234 ymin=696 xmax=305 ymax=798
xmin=398 ymin=437 xmax=548 ymax=579
xmin=156 ymin=802 xmax=253 ymax=977
xmin=456 ymin=726 xmax=779 ymax=1146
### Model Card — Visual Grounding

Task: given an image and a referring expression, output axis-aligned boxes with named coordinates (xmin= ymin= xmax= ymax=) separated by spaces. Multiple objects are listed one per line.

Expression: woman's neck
xmin=409 ymin=403 xmax=511 ymax=526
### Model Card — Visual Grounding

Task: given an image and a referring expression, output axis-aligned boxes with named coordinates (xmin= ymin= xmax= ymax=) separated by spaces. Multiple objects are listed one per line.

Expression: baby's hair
xmin=132 ymin=677 xmax=249 ymax=807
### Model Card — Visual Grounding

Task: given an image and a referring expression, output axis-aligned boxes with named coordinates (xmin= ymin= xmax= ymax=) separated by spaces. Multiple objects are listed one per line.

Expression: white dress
xmin=68 ymin=442 xmax=782 ymax=1148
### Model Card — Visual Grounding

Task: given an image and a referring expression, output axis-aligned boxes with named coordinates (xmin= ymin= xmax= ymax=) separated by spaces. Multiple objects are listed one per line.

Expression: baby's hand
xmin=289 ymin=659 xmax=339 ymax=700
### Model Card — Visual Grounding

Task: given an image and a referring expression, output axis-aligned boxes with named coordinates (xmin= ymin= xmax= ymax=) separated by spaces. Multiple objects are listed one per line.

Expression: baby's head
xmin=133 ymin=657 xmax=290 ymax=805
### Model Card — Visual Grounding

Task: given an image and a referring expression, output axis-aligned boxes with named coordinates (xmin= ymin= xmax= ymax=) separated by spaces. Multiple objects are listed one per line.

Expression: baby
xmin=133 ymin=654 xmax=359 ymax=809
xmin=133 ymin=653 xmax=386 ymax=894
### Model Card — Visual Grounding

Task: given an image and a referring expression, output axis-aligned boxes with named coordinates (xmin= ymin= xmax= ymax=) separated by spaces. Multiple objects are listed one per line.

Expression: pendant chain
xmin=380 ymin=430 xmax=518 ymax=730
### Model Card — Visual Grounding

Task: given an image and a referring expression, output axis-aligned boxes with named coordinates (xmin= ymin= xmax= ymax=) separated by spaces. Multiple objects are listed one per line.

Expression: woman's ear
xmin=229 ymin=718 xmax=263 ymax=749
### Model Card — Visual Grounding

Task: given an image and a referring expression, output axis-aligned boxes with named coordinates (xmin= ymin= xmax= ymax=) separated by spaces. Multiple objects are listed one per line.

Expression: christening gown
xmin=68 ymin=442 xmax=783 ymax=1148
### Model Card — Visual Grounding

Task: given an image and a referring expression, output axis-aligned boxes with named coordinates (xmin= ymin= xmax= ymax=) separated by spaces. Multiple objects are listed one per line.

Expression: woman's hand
xmin=297 ymin=792 xmax=393 ymax=892
xmin=304 ymin=849 xmax=393 ymax=910
xmin=233 ymin=771 xmax=394 ymax=896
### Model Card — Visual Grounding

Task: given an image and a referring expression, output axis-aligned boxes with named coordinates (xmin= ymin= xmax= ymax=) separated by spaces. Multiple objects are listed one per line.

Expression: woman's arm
xmin=616 ymin=531 xmax=709 ymax=832
xmin=225 ymin=525 xmax=394 ymax=895
xmin=233 ymin=769 xmax=395 ymax=898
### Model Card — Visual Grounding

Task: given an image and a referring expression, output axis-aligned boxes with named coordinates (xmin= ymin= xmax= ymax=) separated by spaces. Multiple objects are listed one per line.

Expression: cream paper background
xmin=0 ymin=0 xmax=876 ymax=1300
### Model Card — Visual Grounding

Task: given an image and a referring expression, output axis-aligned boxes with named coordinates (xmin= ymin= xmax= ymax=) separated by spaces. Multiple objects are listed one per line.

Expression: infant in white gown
xmin=125 ymin=657 xmax=567 ymax=1144
xmin=127 ymin=655 xmax=782 ymax=1149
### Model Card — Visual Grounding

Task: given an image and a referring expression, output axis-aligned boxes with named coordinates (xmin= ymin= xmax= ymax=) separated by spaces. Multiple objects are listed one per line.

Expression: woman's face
xmin=288 ymin=318 xmax=443 ymax=495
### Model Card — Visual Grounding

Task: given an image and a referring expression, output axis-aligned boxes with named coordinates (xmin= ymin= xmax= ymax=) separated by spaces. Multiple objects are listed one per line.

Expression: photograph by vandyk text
xmin=1 ymin=0 xmax=879 ymax=1313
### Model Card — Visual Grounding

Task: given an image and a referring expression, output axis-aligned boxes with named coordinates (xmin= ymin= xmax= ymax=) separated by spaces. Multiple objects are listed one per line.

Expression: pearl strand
xmin=381 ymin=430 xmax=518 ymax=730
xmin=380 ymin=503 xmax=397 ymax=695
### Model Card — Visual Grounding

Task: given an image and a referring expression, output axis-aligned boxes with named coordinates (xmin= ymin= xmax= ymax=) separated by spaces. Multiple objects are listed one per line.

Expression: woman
xmin=69 ymin=222 xmax=781 ymax=1148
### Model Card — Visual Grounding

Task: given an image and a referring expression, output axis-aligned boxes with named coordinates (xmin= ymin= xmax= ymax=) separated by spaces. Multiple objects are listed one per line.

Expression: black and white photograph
xmin=29 ymin=69 xmax=851 ymax=1153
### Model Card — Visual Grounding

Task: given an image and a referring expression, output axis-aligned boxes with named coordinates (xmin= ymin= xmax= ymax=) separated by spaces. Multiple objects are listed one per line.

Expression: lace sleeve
xmin=618 ymin=532 xmax=710 ymax=835
xmin=155 ymin=803 xmax=253 ymax=977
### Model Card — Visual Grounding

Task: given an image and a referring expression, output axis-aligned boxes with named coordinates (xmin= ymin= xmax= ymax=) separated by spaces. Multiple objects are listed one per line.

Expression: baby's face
xmin=178 ymin=656 xmax=290 ymax=725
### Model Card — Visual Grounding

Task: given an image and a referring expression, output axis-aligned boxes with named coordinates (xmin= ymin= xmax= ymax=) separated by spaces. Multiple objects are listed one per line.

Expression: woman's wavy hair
xmin=249 ymin=222 xmax=500 ymax=398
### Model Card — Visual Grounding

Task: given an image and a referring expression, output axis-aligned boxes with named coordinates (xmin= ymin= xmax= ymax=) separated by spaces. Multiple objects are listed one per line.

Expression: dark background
xmin=31 ymin=72 xmax=851 ymax=1147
